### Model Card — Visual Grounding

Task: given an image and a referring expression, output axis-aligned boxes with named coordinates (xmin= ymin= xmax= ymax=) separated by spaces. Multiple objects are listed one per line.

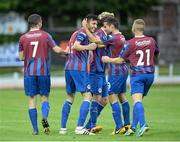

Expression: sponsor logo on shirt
xmin=135 ymin=40 xmax=151 ymax=47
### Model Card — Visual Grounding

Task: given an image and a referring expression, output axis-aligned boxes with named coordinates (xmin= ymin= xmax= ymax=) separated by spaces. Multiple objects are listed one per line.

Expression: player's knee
xmin=41 ymin=95 xmax=48 ymax=102
xmin=82 ymin=92 xmax=92 ymax=101
xmin=28 ymin=96 xmax=36 ymax=108
xmin=100 ymin=97 xmax=108 ymax=106
xmin=118 ymin=93 xmax=127 ymax=103
xmin=132 ymin=93 xmax=143 ymax=103
xmin=108 ymin=94 xmax=118 ymax=104
xmin=66 ymin=94 xmax=75 ymax=103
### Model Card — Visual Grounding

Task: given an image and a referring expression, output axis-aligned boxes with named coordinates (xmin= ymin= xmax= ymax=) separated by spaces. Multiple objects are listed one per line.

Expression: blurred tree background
xmin=0 ymin=0 xmax=160 ymax=75
xmin=0 ymin=0 xmax=160 ymax=42
xmin=0 ymin=0 xmax=159 ymax=24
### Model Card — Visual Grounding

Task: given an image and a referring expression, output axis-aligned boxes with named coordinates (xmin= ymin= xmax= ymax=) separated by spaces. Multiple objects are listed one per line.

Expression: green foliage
xmin=0 ymin=0 xmax=159 ymax=43
xmin=0 ymin=0 xmax=19 ymax=12
xmin=7 ymin=0 xmax=159 ymax=18
xmin=0 ymin=34 xmax=20 ymax=44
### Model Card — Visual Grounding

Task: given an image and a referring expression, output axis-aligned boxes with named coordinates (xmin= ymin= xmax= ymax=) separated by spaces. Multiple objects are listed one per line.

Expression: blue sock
xmin=135 ymin=101 xmax=146 ymax=128
xmin=90 ymin=100 xmax=98 ymax=128
xmin=85 ymin=118 xmax=92 ymax=129
xmin=131 ymin=104 xmax=138 ymax=130
xmin=61 ymin=100 xmax=72 ymax=128
xmin=111 ymin=101 xmax=123 ymax=131
xmin=97 ymin=102 xmax=104 ymax=117
xmin=122 ymin=101 xmax=130 ymax=126
xmin=28 ymin=108 xmax=38 ymax=132
xmin=85 ymin=102 xmax=105 ymax=129
xmin=41 ymin=101 xmax=50 ymax=119
xmin=77 ymin=100 xmax=90 ymax=127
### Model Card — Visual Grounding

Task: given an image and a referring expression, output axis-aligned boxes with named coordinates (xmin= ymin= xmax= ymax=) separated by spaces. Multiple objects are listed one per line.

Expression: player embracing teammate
xmin=83 ymin=14 xmax=130 ymax=135
xmin=20 ymin=13 xmax=159 ymax=137
xmin=102 ymin=19 xmax=159 ymax=137
xmin=59 ymin=14 xmax=98 ymax=135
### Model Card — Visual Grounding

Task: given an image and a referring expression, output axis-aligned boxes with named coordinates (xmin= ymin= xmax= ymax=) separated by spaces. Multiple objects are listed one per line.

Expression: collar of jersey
xmin=135 ymin=35 xmax=145 ymax=38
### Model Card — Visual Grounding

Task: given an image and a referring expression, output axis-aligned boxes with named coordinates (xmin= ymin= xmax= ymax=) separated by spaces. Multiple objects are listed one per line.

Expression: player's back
xmin=19 ymin=30 xmax=56 ymax=76
xmin=127 ymin=35 xmax=158 ymax=76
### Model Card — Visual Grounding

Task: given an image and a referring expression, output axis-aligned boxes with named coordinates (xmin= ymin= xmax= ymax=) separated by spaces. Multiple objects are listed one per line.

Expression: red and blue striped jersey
xmin=90 ymin=28 xmax=107 ymax=73
xmin=102 ymin=33 xmax=128 ymax=76
xmin=120 ymin=35 xmax=159 ymax=76
xmin=19 ymin=30 xmax=57 ymax=76
xmin=65 ymin=28 xmax=90 ymax=71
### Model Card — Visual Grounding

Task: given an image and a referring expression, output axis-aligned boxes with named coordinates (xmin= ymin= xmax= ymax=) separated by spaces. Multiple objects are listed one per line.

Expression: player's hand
xmin=88 ymin=43 xmax=97 ymax=50
xmin=82 ymin=18 xmax=88 ymax=28
xmin=64 ymin=46 xmax=70 ymax=54
xmin=95 ymin=35 xmax=101 ymax=41
xmin=102 ymin=56 xmax=110 ymax=63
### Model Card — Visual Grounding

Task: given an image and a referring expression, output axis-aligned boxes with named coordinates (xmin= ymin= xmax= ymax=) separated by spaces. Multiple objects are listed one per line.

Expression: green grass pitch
xmin=0 ymin=85 xmax=180 ymax=141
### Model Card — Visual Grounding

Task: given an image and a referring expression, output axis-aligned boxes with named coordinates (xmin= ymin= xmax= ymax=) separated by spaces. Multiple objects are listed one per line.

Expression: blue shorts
xmin=89 ymin=72 xmax=108 ymax=97
xmin=108 ymin=73 xmax=128 ymax=95
xmin=65 ymin=70 xmax=90 ymax=94
xmin=24 ymin=76 xmax=50 ymax=96
xmin=130 ymin=74 xmax=154 ymax=96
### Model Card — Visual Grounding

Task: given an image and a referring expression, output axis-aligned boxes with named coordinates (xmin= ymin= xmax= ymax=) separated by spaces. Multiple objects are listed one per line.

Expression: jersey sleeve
xmin=119 ymin=41 xmax=132 ymax=59
xmin=47 ymin=33 xmax=58 ymax=48
xmin=18 ymin=36 xmax=24 ymax=52
xmin=76 ymin=31 xmax=86 ymax=44
xmin=18 ymin=38 xmax=23 ymax=52
xmin=101 ymin=35 xmax=115 ymax=46
xmin=153 ymin=39 xmax=159 ymax=57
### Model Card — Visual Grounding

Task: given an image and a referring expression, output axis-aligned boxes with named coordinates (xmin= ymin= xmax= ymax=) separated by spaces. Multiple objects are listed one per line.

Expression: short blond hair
xmin=98 ymin=12 xmax=114 ymax=20
xmin=133 ymin=19 xmax=145 ymax=32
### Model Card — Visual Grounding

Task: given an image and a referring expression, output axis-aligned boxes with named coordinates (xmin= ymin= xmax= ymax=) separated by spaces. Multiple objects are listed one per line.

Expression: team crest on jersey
xmin=87 ymin=84 xmax=91 ymax=90
xmin=98 ymin=88 xmax=102 ymax=93
xmin=107 ymin=82 xmax=111 ymax=90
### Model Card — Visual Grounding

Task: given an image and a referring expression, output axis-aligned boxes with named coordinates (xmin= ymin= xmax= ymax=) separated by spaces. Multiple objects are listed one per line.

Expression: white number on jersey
xmin=136 ymin=49 xmax=150 ymax=66
xmin=30 ymin=41 xmax=39 ymax=58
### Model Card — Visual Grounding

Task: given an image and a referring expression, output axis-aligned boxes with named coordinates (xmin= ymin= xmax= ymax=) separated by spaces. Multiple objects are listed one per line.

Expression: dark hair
xmin=28 ymin=14 xmax=42 ymax=28
xmin=98 ymin=16 xmax=114 ymax=27
xmin=103 ymin=17 xmax=119 ymax=29
xmin=85 ymin=14 xmax=98 ymax=22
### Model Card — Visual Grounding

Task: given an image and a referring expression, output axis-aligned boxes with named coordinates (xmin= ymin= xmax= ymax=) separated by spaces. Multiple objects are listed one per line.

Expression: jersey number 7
xmin=30 ymin=41 xmax=39 ymax=58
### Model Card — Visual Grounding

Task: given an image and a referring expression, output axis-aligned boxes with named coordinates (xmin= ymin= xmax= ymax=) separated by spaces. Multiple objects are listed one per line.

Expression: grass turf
xmin=0 ymin=85 xmax=180 ymax=141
